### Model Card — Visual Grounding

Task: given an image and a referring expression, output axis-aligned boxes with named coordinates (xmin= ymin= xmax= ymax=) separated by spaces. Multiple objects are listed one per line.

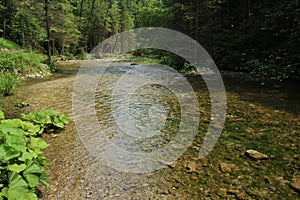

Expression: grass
xmin=0 ymin=51 xmax=46 ymax=74
xmin=0 ymin=37 xmax=20 ymax=50
xmin=0 ymin=72 xmax=17 ymax=96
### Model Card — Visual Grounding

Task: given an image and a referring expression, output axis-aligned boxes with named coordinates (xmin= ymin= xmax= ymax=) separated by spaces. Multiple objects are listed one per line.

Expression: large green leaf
xmin=5 ymin=134 xmax=26 ymax=152
xmin=24 ymin=173 xmax=39 ymax=188
xmin=0 ymin=145 xmax=20 ymax=161
xmin=53 ymin=118 xmax=64 ymax=128
xmin=23 ymin=161 xmax=43 ymax=175
xmin=7 ymin=164 xmax=26 ymax=173
xmin=23 ymin=161 xmax=43 ymax=188
xmin=0 ymin=127 xmax=24 ymax=137
xmin=39 ymin=171 xmax=49 ymax=187
xmin=7 ymin=172 xmax=30 ymax=200
xmin=21 ymin=121 xmax=40 ymax=136
xmin=0 ymin=187 xmax=8 ymax=199
xmin=0 ymin=119 xmax=23 ymax=128
xmin=18 ymin=151 xmax=34 ymax=162
xmin=59 ymin=114 xmax=69 ymax=124
xmin=29 ymin=137 xmax=49 ymax=150
xmin=27 ymin=189 xmax=38 ymax=200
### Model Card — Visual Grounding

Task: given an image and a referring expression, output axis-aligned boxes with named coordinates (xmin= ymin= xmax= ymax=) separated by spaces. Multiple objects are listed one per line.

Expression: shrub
xmin=0 ymin=72 xmax=17 ymax=96
xmin=246 ymin=59 xmax=298 ymax=81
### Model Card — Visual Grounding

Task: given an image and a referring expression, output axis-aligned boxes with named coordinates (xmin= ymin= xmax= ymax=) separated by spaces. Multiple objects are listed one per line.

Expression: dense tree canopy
xmin=0 ymin=0 xmax=299 ymax=80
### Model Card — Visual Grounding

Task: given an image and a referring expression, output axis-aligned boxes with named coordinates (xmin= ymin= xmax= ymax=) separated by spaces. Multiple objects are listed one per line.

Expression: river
xmin=2 ymin=59 xmax=299 ymax=199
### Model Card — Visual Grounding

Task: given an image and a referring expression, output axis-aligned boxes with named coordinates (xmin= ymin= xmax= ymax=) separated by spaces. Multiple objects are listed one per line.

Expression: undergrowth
xmin=0 ymin=38 xmax=48 ymax=97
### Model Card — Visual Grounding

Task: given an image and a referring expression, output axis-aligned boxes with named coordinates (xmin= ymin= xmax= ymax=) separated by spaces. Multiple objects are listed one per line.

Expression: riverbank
xmin=0 ymin=38 xmax=51 ymax=105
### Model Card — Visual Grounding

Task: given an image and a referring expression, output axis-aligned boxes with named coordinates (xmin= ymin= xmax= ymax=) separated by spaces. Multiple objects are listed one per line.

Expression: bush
xmin=246 ymin=59 xmax=299 ymax=81
xmin=0 ymin=72 xmax=17 ymax=96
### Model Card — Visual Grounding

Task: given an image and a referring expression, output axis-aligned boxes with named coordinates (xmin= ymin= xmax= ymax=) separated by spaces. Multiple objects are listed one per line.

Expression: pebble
xmin=85 ymin=192 xmax=92 ymax=198
xmin=157 ymin=184 xmax=169 ymax=195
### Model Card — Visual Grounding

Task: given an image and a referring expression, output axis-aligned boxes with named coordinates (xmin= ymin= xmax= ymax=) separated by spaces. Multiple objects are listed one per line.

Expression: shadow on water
xmin=187 ymin=71 xmax=300 ymax=116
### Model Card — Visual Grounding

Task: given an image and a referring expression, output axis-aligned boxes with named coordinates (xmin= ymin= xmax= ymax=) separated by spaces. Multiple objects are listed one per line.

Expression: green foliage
xmin=135 ymin=0 xmax=173 ymax=27
xmin=22 ymin=110 xmax=69 ymax=132
xmin=14 ymin=102 xmax=29 ymax=109
xmin=0 ymin=51 xmax=46 ymax=73
xmin=50 ymin=1 xmax=81 ymax=55
xmin=0 ymin=109 xmax=68 ymax=200
xmin=0 ymin=39 xmax=20 ymax=50
xmin=9 ymin=1 xmax=46 ymax=49
xmin=246 ymin=59 xmax=299 ymax=81
xmin=0 ymin=72 xmax=17 ymax=96
xmin=132 ymin=49 xmax=195 ymax=72
xmin=0 ymin=39 xmax=49 ymax=97
xmin=159 ymin=55 xmax=195 ymax=72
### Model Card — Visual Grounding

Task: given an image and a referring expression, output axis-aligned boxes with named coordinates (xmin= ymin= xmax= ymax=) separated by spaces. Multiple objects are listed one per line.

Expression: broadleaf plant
xmin=0 ymin=109 xmax=68 ymax=200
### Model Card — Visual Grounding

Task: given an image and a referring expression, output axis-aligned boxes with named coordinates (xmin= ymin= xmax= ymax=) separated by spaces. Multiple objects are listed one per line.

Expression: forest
xmin=0 ymin=0 xmax=299 ymax=80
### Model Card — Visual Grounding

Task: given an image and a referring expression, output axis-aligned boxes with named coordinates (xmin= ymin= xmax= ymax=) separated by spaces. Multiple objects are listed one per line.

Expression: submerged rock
xmin=219 ymin=163 xmax=236 ymax=173
xmin=245 ymin=149 xmax=270 ymax=160
xmin=290 ymin=177 xmax=300 ymax=193
xmin=186 ymin=161 xmax=201 ymax=174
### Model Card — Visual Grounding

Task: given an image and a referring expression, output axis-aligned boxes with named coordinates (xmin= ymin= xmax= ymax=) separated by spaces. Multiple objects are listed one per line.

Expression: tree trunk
xmin=45 ymin=0 xmax=51 ymax=63
xmin=52 ymin=39 xmax=55 ymax=56
xmin=79 ymin=0 xmax=84 ymax=18
xmin=60 ymin=39 xmax=65 ymax=55
xmin=90 ymin=0 xmax=95 ymax=16
xmin=21 ymin=31 xmax=25 ymax=48
xmin=194 ymin=0 xmax=199 ymax=41
xmin=2 ymin=0 xmax=8 ymax=38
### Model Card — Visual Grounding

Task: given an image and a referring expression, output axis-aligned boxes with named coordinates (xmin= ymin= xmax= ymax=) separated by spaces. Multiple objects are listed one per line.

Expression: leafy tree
xmin=10 ymin=1 xmax=45 ymax=49
xmin=49 ymin=0 xmax=80 ymax=55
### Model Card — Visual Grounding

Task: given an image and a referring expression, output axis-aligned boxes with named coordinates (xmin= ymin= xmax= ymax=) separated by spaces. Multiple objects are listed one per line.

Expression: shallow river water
xmin=2 ymin=59 xmax=299 ymax=199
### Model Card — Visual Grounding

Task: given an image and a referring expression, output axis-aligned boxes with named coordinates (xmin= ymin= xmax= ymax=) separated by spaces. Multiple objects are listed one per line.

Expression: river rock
xmin=290 ymin=177 xmax=300 ymax=193
xmin=217 ymin=188 xmax=227 ymax=197
xmin=219 ymin=163 xmax=236 ymax=173
xmin=157 ymin=184 xmax=170 ymax=195
xmin=245 ymin=149 xmax=269 ymax=160
xmin=186 ymin=161 xmax=200 ymax=174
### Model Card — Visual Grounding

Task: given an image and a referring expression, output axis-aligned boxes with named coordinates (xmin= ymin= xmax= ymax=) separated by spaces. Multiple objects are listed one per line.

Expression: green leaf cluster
xmin=0 ymin=109 xmax=68 ymax=200
xmin=22 ymin=110 xmax=69 ymax=132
